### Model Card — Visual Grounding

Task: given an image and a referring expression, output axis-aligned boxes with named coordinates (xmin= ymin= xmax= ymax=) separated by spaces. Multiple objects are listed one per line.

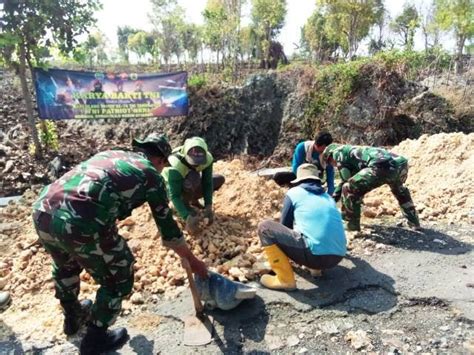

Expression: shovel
xmin=181 ymin=258 xmax=214 ymax=346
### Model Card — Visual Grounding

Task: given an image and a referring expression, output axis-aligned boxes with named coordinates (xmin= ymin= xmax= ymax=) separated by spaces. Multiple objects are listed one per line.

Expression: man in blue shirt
xmin=273 ymin=132 xmax=335 ymax=195
xmin=258 ymin=163 xmax=347 ymax=290
xmin=291 ymin=132 xmax=335 ymax=195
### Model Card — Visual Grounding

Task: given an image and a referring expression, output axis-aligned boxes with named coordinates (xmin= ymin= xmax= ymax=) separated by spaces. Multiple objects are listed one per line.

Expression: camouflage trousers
xmin=341 ymin=163 xmax=420 ymax=231
xmin=32 ymin=210 xmax=135 ymax=328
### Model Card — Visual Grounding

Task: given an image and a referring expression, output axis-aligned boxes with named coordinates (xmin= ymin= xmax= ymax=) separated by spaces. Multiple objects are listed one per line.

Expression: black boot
xmin=80 ymin=324 xmax=129 ymax=355
xmin=61 ymin=299 xmax=93 ymax=335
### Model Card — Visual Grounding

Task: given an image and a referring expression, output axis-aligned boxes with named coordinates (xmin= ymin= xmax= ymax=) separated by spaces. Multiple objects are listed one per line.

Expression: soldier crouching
xmin=32 ymin=133 xmax=208 ymax=355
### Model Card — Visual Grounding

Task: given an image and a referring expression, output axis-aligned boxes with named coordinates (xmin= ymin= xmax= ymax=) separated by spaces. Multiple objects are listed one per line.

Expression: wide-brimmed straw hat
xmin=290 ymin=163 xmax=321 ymax=184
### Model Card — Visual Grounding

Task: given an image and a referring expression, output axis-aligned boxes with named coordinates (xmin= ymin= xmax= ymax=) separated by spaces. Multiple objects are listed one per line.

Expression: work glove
xmin=203 ymin=205 xmax=214 ymax=225
xmin=185 ymin=214 xmax=201 ymax=235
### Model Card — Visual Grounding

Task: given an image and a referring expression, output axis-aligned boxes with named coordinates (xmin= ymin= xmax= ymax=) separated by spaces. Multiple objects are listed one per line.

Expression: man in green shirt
xmin=32 ymin=133 xmax=208 ymax=354
xmin=162 ymin=137 xmax=225 ymax=234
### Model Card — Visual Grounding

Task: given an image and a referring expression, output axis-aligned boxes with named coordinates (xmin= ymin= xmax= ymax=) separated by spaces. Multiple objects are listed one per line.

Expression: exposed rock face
xmin=0 ymin=64 xmax=470 ymax=196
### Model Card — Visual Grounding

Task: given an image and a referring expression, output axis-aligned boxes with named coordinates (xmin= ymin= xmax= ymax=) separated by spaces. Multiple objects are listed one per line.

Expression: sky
xmin=94 ymin=0 xmax=453 ymax=57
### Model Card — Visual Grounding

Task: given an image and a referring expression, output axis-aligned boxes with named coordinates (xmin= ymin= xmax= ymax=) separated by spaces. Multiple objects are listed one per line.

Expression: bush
xmin=29 ymin=120 xmax=60 ymax=155
xmin=374 ymin=49 xmax=452 ymax=80
xmin=304 ymin=59 xmax=366 ymax=136
xmin=188 ymin=74 xmax=207 ymax=90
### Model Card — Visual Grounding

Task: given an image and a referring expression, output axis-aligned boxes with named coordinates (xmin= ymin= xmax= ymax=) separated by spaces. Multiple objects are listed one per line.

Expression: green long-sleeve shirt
xmin=163 ymin=158 xmax=213 ymax=220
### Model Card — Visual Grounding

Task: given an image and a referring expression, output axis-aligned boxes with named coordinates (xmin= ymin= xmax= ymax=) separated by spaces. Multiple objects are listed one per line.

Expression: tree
xmin=202 ymin=0 xmax=246 ymax=75
xmin=181 ymin=24 xmax=202 ymax=63
xmin=368 ymin=5 xmax=388 ymax=55
xmin=1 ymin=0 xmax=101 ymax=158
xmin=83 ymin=31 xmax=108 ymax=67
xmin=127 ymin=31 xmax=156 ymax=63
xmin=434 ymin=0 xmax=474 ymax=72
xmin=418 ymin=1 xmax=440 ymax=52
xmin=149 ymin=0 xmax=186 ymax=67
xmin=224 ymin=0 xmax=246 ymax=76
xmin=390 ymin=4 xmax=420 ymax=50
xmin=203 ymin=0 xmax=227 ymax=67
xmin=251 ymin=0 xmax=286 ymax=68
xmin=302 ymin=9 xmax=339 ymax=62
xmin=317 ymin=0 xmax=384 ymax=59
xmin=239 ymin=26 xmax=257 ymax=62
xmin=117 ymin=26 xmax=139 ymax=63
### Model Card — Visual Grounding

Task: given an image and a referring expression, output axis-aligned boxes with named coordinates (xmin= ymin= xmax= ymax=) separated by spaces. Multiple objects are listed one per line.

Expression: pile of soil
xmin=364 ymin=132 xmax=474 ymax=224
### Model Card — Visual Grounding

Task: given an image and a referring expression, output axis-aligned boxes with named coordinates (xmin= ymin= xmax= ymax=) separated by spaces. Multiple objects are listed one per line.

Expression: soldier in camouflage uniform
xmin=321 ymin=143 xmax=420 ymax=232
xmin=32 ymin=134 xmax=208 ymax=355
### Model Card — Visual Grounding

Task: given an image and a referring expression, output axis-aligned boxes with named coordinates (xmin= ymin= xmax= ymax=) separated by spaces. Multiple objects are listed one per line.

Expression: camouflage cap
xmin=132 ymin=133 xmax=172 ymax=158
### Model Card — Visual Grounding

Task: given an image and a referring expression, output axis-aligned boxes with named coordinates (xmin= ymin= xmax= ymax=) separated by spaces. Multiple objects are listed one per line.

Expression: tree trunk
xmin=455 ymin=34 xmax=465 ymax=74
xmin=423 ymin=29 xmax=429 ymax=53
xmin=200 ymin=46 xmax=204 ymax=73
xmin=265 ymin=27 xmax=271 ymax=69
xmin=19 ymin=43 xmax=42 ymax=158
xmin=27 ymin=57 xmax=49 ymax=154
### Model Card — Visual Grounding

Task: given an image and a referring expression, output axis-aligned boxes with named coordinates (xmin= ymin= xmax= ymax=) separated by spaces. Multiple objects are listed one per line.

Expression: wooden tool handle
xmin=181 ymin=258 xmax=204 ymax=315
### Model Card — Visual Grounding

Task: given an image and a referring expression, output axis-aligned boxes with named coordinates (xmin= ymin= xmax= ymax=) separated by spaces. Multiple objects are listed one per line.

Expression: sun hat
xmin=290 ymin=163 xmax=321 ymax=184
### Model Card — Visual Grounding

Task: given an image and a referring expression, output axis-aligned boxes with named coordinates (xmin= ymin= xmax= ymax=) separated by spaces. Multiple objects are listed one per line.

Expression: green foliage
xmin=317 ymin=0 xmax=384 ymax=58
xmin=32 ymin=121 xmax=59 ymax=153
xmin=251 ymin=0 xmax=286 ymax=65
xmin=251 ymin=0 xmax=286 ymax=34
xmin=81 ymin=31 xmax=108 ymax=67
xmin=302 ymin=9 xmax=339 ymax=62
xmin=374 ymin=49 xmax=451 ymax=78
xmin=149 ymin=0 xmax=187 ymax=64
xmin=434 ymin=0 xmax=474 ymax=56
xmin=1 ymin=0 xmax=101 ymax=67
xmin=1 ymin=0 xmax=100 ymax=159
xmin=117 ymin=26 xmax=139 ymax=63
xmin=127 ymin=31 xmax=157 ymax=62
xmin=182 ymin=23 xmax=203 ymax=62
xmin=203 ymin=0 xmax=227 ymax=55
xmin=202 ymin=0 xmax=245 ymax=71
xmin=305 ymin=60 xmax=365 ymax=135
xmin=390 ymin=4 xmax=420 ymax=50
xmin=188 ymin=74 xmax=208 ymax=90
xmin=239 ymin=26 xmax=256 ymax=61
xmin=221 ymin=66 xmax=234 ymax=82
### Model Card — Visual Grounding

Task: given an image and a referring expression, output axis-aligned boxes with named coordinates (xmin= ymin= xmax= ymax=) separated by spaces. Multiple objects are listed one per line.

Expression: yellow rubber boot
xmin=260 ymin=245 xmax=296 ymax=291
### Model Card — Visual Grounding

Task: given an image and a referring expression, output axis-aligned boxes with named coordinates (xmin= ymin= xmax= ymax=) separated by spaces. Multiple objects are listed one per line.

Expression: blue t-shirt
xmin=292 ymin=141 xmax=335 ymax=195
xmin=282 ymin=183 xmax=346 ymax=256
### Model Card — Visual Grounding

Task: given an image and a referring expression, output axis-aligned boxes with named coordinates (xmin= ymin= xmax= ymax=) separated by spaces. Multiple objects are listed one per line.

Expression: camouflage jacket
xmin=328 ymin=144 xmax=407 ymax=197
xmin=33 ymin=150 xmax=184 ymax=247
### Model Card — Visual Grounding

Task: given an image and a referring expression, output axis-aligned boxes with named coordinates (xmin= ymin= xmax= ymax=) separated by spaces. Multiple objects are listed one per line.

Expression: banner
xmin=33 ymin=68 xmax=188 ymax=120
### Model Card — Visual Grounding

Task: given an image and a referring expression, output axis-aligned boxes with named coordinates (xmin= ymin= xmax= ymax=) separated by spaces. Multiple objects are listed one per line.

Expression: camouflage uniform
xmin=32 ymin=150 xmax=184 ymax=327
xmin=323 ymin=144 xmax=420 ymax=231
